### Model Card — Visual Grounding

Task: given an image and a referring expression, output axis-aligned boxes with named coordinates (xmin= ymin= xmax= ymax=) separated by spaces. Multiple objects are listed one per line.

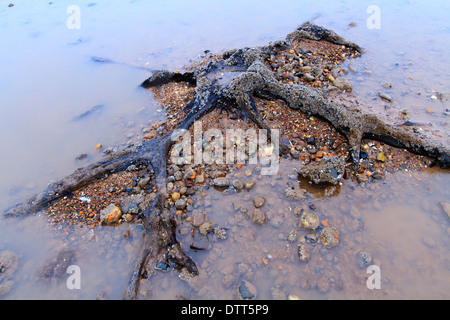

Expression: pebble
xmin=123 ymin=213 xmax=134 ymax=222
xmin=302 ymin=73 xmax=315 ymax=82
xmin=379 ymin=93 xmax=393 ymax=102
xmin=171 ymin=192 xmax=181 ymax=202
xmin=319 ymin=226 xmax=339 ymax=248
xmin=290 ymin=150 xmax=300 ymax=159
xmin=232 ymin=179 xmax=244 ymax=190
xmin=175 ymin=199 xmax=186 ymax=210
xmin=195 ymin=174 xmax=205 ymax=184
xmin=251 ymin=208 xmax=267 ymax=226
xmin=190 ymin=230 xmax=210 ymax=250
xmin=174 ymin=171 xmax=183 ymax=181
xmin=253 ymin=197 xmax=266 ymax=208
xmin=237 ymin=280 xmax=257 ymax=300
xmin=377 ymin=152 xmax=386 ymax=162
xmin=333 ymin=77 xmax=353 ymax=92
xmin=100 ymin=204 xmax=122 ymax=224
xmin=192 ymin=210 xmax=206 ymax=227
xmin=244 ymin=181 xmax=255 ymax=190
xmin=297 ymin=244 xmax=310 ymax=262
xmin=293 ymin=206 xmax=302 ymax=216
xmin=288 ymin=230 xmax=298 ymax=242
xmin=285 ymin=187 xmax=307 ymax=200
xmin=213 ymin=177 xmax=230 ymax=188
xmin=357 ymin=251 xmax=372 ymax=268
xmin=199 ymin=221 xmax=213 ymax=235
xmin=298 ymin=210 xmax=320 ymax=231
xmin=305 ymin=233 xmax=319 ymax=243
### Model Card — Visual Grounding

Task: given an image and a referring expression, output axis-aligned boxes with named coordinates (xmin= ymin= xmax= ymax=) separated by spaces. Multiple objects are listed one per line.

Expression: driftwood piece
xmin=3 ymin=22 xmax=449 ymax=300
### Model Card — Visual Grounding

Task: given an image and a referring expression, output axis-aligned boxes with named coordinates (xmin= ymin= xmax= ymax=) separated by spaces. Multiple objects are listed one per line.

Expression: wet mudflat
xmin=138 ymin=164 xmax=450 ymax=300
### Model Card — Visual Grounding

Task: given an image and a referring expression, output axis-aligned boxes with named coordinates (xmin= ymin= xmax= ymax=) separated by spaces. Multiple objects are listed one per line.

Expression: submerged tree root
xmin=3 ymin=22 xmax=449 ymax=299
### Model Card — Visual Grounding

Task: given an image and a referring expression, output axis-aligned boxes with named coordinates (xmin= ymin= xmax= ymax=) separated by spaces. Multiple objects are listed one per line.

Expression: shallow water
xmin=139 ymin=161 xmax=450 ymax=300
xmin=0 ymin=0 xmax=449 ymax=299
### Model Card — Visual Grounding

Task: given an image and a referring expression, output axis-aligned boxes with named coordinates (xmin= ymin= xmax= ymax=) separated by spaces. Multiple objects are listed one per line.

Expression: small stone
xmin=298 ymin=210 xmax=320 ymax=231
xmin=198 ymin=221 xmax=213 ymax=235
xmin=138 ymin=176 xmax=150 ymax=188
xmin=214 ymin=227 xmax=227 ymax=240
xmin=284 ymin=187 xmax=307 ymax=200
xmin=293 ymin=206 xmax=302 ymax=216
xmin=154 ymin=262 xmax=170 ymax=272
xmin=100 ymin=204 xmax=122 ymax=224
xmin=377 ymin=152 xmax=386 ymax=162
xmin=232 ymin=179 xmax=244 ymax=190
xmin=333 ymin=77 xmax=353 ymax=92
xmin=319 ymin=226 xmax=339 ymax=248
xmin=192 ymin=210 xmax=206 ymax=228
xmin=195 ymin=174 xmax=205 ymax=184
xmin=302 ymin=73 xmax=315 ymax=82
xmin=297 ymin=244 xmax=310 ymax=262
xmin=174 ymin=171 xmax=183 ymax=181
xmin=253 ymin=197 xmax=266 ymax=208
xmin=144 ymin=130 xmax=156 ymax=140
xmin=171 ymin=192 xmax=181 ymax=202
xmin=122 ymin=230 xmax=131 ymax=238
xmin=179 ymin=186 xmax=187 ymax=195
xmin=298 ymin=156 xmax=345 ymax=186
xmin=190 ymin=230 xmax=210 ymax=250
xmin=251 ymin=209 xmax=267 ymax=226
xmin=307 ymin=136 xmax=316 ymax=145
xmin=290 ymin=150 xmax=300 ymax=159
xmin=244 ymin=181 xmax=255 ymax=190
xmin=123 ymin=213 xmax=134 ymax=222
xmin=287 ymin=230 xmax=298 ymax=242
xmin=175 ymin=199 xmax=186 ymax=210
xmin=305 ymin=233 xmax=319 ymax=243
xmin=213 ymin=177 xmax=230 ymax=188
xmin=379 ymin=93 xmax=393 ymax=102
xmin=238 ymin=280 xmax=257 ymax=300
xmin=357 ymin=251 xmax=372 ymax=268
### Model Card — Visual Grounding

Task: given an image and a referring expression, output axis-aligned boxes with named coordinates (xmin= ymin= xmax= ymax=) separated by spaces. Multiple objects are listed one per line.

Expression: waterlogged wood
xmin=3 ymin=22 xmax=449 ymax=300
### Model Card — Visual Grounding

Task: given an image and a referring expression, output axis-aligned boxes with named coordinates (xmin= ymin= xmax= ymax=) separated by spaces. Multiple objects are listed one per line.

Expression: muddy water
xmin=141 ymin=161 xmax=450 ymax=300
xmin=0 ymin=1 xmax=449 ymax=299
